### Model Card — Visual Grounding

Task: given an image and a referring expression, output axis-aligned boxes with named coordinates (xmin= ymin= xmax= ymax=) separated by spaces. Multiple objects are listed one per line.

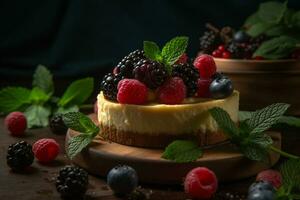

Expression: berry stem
xmin=79 ymin=104 xmax=94 ymax=110
xmin=270 ymin=145 xmax=300 ymax=160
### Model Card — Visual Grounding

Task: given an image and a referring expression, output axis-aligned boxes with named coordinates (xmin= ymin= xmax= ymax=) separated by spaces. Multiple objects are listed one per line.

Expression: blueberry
xmin=209 ymin=76 xmax=233 ymax=99
xmin=233 ymin=31 xmax=250 ymax=43
xmin=247 ymin=189 xmax=275 ymax=200
xmin=248 ymin=181 xmax=275 ymax=194
xmin=107 ymin=165 xmax=138 ymax=196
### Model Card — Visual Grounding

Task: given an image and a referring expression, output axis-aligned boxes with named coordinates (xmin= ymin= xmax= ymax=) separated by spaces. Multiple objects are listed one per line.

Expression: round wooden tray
xmin=66 ymin=114 xmax=281 ymax=184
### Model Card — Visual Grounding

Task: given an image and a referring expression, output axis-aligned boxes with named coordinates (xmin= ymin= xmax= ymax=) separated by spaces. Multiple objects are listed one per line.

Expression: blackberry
xmin=116 ymin=49 xmax=145 ymax=78
xmin=7 ymin=141 xmax=34 ymax=171
xmin=101 ymin=73 xmax=122 ymax=101
xmin=133 ymin=59 xmax=168 ymax=89
xmin=172 ymin=63 xmax=199 ymax=96
xmin=50 ymin=114 xmax=68 ymax=135
xmin=56 ymin=165 xmax=89 ymax=200
xmin=227 ymin=42 xmax=246 ymax=59
xmin=199 ymin=30 xmax=221 ymax=54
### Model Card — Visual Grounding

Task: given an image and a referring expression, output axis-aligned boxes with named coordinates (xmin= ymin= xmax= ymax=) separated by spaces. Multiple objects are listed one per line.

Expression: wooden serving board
xmin=66 ymin=114 xmax=281 ymax=184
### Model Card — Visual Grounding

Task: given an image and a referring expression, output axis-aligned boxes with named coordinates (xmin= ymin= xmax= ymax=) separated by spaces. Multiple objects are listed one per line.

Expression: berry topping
xmin=199 ymin=30 xmax=221 ymax=54
xmin=117 ymin=79 xmax=148 ymax=105
xmin=6 ymin=141 xmax=34 ymax=171
xmin=196 ymin=78 xmax=212 ymax=98
xmin=248 ymin=181 xmax=275 ymax=200
xmin=256 ymin=169 xmax=282 ymax=189
xmin=56 ymin=165 xmax=89 ymax=199
xmin=5 ymin=111 xmax=27 ymax=136
xmin=222 ymin=51 xmax=231 ymax=59
xmin=49 ymin=114 xmax=68 ymax=135
xmin=218 ymin=45 xmax=226 ymax=52
xmin=193 ymin=54 xmax=217 ymax=79
xmin=133 ymin=59 xmax=168 ymax=89
xmin=101 ymin=73 xmax=123 ymax=101
xmin=172 ymin=63 xmax=199 ymax=96
xmin=107 ymin=165 xmax=138 ymax=196
xmin=209 ymin=75 xmax=233 ymax=99
xmin=157 ymin=77 xmax=186 ymax=104
xmin=212 ymin=50 xmax=222 ymax=58
xmin=233 ymin=30 xmax=250 ymax=43
xmin=184 ymin=167 xmax=218 ymax=199
xmin=32 ymin=138 xmax=60 ymax=163
xmin=175 ymin=53 xmax=189 ymax=64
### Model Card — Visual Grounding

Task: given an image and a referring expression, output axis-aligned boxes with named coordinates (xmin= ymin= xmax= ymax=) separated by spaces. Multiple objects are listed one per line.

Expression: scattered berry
xmin=101 ymin=73 xmax=123 ymax=101
xmin=210 ymin=75 xmax=233 ymax=99
xmin=199 ymin=30 xmax=221 ymax=54
xmin=193 ymin=54 xmax=217 ymax=79
xmin=218 ymin=45 xmax=226 ymax=52
xmin=157 ymin=77 xmax=186 ymax=104
xmin=56 ymin=165 xmax=89 ymax=199
xmin=184 ymin=167 xmax=218 ymax=199
xmin=117 ymin=79 xmax=148 ymax=105
xmin=49 ymin=114 xmax=68 ymax=135
xmin=175 ymin=53 xmax=189 ymax=64
xmin=233 ymin=31 xmax=250 ymax=43
xmin=248 ymin=181 xmax=275 ymax=200
xmin=196 ymin=78 xmax=212 ymax=98
xmin=5 ymin=112 xmax=27 ymax=136
xmin=212 ymin=50 xmax=222 ymax=58
xmin=107 ymin=165 xmax=138 ymax=196
xmin=32 ymin=138 xmax=60 ymax=163
xmin=222 ymin=51 xmax=231 ymax=59
xmin=172 ymin=63 xmax=199 ymax=96
xmin=6 ymin=141 xmax=34 ymax=171
xmin=256 ymin=169 xmax=282 ymax=189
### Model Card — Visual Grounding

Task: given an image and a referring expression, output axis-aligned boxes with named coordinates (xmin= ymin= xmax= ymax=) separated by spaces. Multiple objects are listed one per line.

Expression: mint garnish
xmin=0 ymin=87 xmax=31 ymax=113
xmin=33 ymin=65 xmax=54 ymax=95
xmin=25 ymin=105 xmax=51 ymax=128
xmin=162 ymin=140 xmax=203 ymax=163
xmin=143 ymin=41 xmax=162 ymax=61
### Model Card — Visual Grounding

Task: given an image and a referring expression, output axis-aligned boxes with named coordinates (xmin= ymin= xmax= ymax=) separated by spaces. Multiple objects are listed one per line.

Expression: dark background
xmin=1 ymin=0 xmax=300 ymax=85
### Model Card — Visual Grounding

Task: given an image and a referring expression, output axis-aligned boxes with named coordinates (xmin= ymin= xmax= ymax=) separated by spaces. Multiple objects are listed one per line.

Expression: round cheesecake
xmin=97 ymin=90 xmax=239 ymax=148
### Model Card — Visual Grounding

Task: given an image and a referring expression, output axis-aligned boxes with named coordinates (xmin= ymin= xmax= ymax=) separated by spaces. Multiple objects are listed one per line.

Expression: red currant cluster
xmin=212 ymin=45 xmax=231 ymax=59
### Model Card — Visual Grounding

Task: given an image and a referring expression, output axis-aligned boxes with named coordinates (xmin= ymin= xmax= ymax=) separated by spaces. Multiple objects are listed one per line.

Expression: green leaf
xmin=55 ymin=105 xmax=79 ymax=114
xmin=244 ymin=11 xmax=261 ymax=27
xmin=0 ymin=87 xmax=31 ymax=113
xmin=240 ymin=143 xmax=269 ymax=162
xmin=162 ymin=140 xmax=203 ymax=163
xmin=67 ymin=134 xmax=94 ymax=159
xmin=209 ymin=107 xmax=239 ymax=138
xmin=32 ymin=65 xmax=54 ymax=95
xmin=24 ymin=105 xmax=51 ymax=128
xmin=247 ymin=22 xmax=274 ymax=37
xmin=58 ymin=77 xmax=94 ymax=107
xmin=258 ymin=1 xmax=288 ymax=24
xmin=265 ymin=25 xmax=288 ymax=36
xmin=254 ymin=36 xmax=297 ymax=59
xmin=278 ymin=116 xmax=300 ymax=128
xmin=161 ymin=36 xmax=189 ymax=66
xmin=292 ymin=11 xmax=300 ymax=28
xmin=143 ymin=41 xmax=162 ymax=61
xmin=248 ymin=103 xmax=290 ymax=134
xmin=29 ymin=87 xmax=50 ymax=104
xmin=280 ymin=159 xmax=300 ymax=188
xmin=238 ymin=111 xmax=252 ymax=121
xmin=62 ymin=112 xmax=99 ymax=135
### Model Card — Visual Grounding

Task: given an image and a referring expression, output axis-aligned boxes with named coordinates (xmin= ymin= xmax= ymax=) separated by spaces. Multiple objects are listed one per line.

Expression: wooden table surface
xmin=0 ymin=115 xmax=299 ymax=200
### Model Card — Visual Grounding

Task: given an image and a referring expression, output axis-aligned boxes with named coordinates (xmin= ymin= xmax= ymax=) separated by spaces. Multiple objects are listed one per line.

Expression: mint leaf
xmin=162 ymin=140 xmax=203 ymax=163
xmin=0 ymin=87 xmax=31 ymax=113
xmin=55 ymin=105 xmax=79 ymax=114
xmin=24 ymin=105 xmax=51 ymax=128
xmin=258 ymin=1 xmax=288 ymax=24
xmin=63 ymin=112 xmax=99 ymax=135
xmin=248 ymin=103 xmax=290 ymax=134
xmin=278 ymin=116 xmax=300 ymax=128
xmin=58 ymin=77 xmax=94 ymax=107
xmin=67 ymin=134 xmax=94 ymax=159
xmin=32 ymin=65 xmax=54 ymax=95
xmin=292 ymin=11 xmax=300 ymax=28
xmin=280 ymin=159 xmax=300 ymax=188
xmin=244 ymin=11 xmax=261 ymax=27
xmin=239 ymin=111 xmax=252 ymax=122
xmin=247 ymin=22 xmax=274 ymax=37
xmin=161 ymin=36 xmax=189 ymax=66
xmin=240 ymin=142 xmax=269 ymax=162
xmin=29 ymin=87 xmax=50 ymax=104
xmin=143 ymin=41 xmax=162 ymax=61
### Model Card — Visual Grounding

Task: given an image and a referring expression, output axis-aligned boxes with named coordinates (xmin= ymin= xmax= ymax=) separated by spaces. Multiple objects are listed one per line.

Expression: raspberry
xmin=193 ymin=54 xmax=217 ymax=79
xmin=196 ymin=78 xmax=212 ymax=98
xmin=184 ymin=167 xmax=218 ymax=199
xmin=117 ymin=79 xmax=148 ymax=105
xmin=256 ymin=170 xmax=282 ymax=189
xmin=175 ymin=53 xmax=188 ymax=64
xmin=157 ymin=77 xmax=186 ymax=104
xmin=32 ymin=138 xmax=60 ymax=163
xmin=5 ymin=112 xmax=27 ymax=136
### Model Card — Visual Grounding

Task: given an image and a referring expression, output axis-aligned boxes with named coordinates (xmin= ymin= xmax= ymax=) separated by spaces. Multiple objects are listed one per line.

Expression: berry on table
xmin=184 ymin=167 xmax=218 ymax=199
xmin=56 ymin=165 xmax=89 ymax=199
xmin=248 ymin=181 xmax=275 ymax=200
xmin=157 ymin=77 xmax=186 ymax=104
xmin=107 ymin=165 xmax=138 ymax=196
xmin=32 ymin=138 xmax=60 ymax=163
xmin=193 ymin=54 xmax=217 ymax=79
xmin=6 ymin=141 xmax=34 ymax=171
xmin=256 ymin=169 xmax=282 ymax=189
xmin=117 ymin=79 xmax=148 ymax=105
xmin=196 ymin=78 xmax=212 ymax=98
xmin=49 ymin=114 xmax=68 ymax=135
xmin=101 ymin=73 xmax=123 ymax=101
xmin=4 ymin=111 xmax=27 ymax=136
xmin=209 ymin=75 xmax=233 ymax=99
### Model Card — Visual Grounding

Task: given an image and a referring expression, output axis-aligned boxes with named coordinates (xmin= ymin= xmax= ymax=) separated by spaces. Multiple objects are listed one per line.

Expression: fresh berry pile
xmin=101 ymin=37 xmax=234 ymax=104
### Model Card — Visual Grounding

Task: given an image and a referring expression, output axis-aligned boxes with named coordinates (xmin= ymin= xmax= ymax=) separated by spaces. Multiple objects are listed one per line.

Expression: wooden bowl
xmin=214 ymin=58 xmax=300 ymax=115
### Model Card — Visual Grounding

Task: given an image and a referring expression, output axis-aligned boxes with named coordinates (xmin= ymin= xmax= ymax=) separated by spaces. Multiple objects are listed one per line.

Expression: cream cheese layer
xmin=97 ymin=91 xmax=239 ymax=135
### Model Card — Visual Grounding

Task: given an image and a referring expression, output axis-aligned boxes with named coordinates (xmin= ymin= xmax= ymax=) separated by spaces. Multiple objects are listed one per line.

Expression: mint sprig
xmin=0 ymin=87 xmax=31 ymax=113
xmin=33 ymin=65 xmax=54 ymax=95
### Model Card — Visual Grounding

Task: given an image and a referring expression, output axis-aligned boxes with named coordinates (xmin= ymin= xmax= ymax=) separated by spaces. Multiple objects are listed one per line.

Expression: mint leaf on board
xmin=280 ymin=159 xmax=300 ymax=188
xmin=162 ymin=140 xmax=203 ymax=163
xmin=254 ymin=36 xmax=297 ymax=59
xmin=258 ymin=1 xmax=288 ymax=24
xmin=247 ymin=103 xmax=290 ymax=134
xmin=58 ymin=77 xmax=94 ymax=107
xmin=63 ymin=112 xmax=99 ymax=135
xmin=67 ymin=134 xmax=94 ymax=159
xmin=0 ymin=87 xmax=31 ymax=113
xmin=143 ymin=41 xmax=162 ymax=61
xmin=32 ymin=65 xmax=54 ymax=95
xmin=29 ymin=87 xmax=50 ymax=104
xmin=24 ymin=105 xmax=51 ymax=128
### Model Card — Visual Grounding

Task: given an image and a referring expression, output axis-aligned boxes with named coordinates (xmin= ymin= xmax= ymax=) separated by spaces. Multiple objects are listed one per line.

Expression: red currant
xmin=212 ymin=50 xmax=222 ymax=58
xmin=222 ymin=51 xmax=231 ymax=59
xmin=218 ymin=45 xmax=226 ymax=52
xmin=254 ymin=56 xmax=264 ymax=60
